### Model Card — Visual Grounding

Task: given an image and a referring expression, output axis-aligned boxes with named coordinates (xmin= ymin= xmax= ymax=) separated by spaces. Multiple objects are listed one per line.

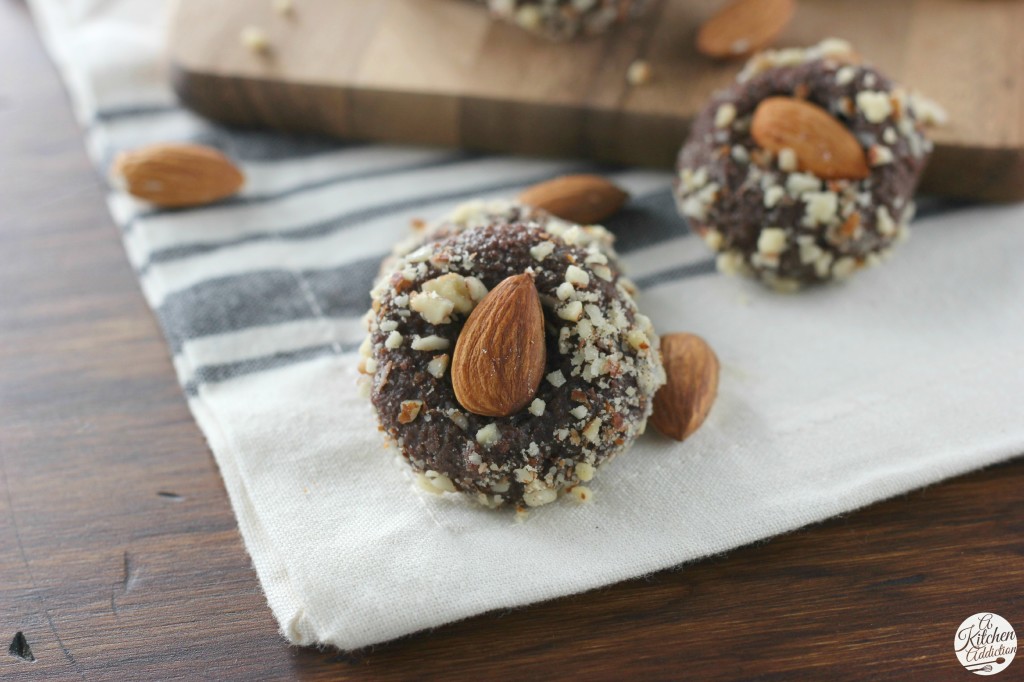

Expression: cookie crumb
xmin=528 ymin=398 xmax=546 ymax=416
xmin=476 ymin=423 xmax=501 ymax=448
xmin=626 ymin=59 xmax=652 ymax=86
xmin=715 ymin=103 xmax=737 ymax=129
xmin=240 ymin=26 xmax=270 ymax=54
xmin=426 ymin=354 xmax=449 ymax=379
xmin=569 ymin=485 xmax=593 ymax=503
xmin=910 ymin=92 xmax=949 ymax=126
xmin=398 ymin=400 xmax=423 ymax=424
xmin=523 ymin=488 xmax=557 ymax=507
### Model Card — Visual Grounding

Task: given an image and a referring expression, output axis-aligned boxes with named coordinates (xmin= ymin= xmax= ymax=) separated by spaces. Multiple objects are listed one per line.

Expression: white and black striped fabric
xmin=30 ymin=0 xmax=1024 ymax=651
xmin=95 ymin=99 xmax=958 ymax=401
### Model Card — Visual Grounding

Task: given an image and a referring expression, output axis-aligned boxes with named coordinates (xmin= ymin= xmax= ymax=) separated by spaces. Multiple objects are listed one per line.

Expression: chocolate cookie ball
xmin=360 ymin=220 xmax=664 ymax=509
xmin=485 ymin=0 xmax=649 ymax=41
xmin=675 ymin=40 xmax=934 ymax=291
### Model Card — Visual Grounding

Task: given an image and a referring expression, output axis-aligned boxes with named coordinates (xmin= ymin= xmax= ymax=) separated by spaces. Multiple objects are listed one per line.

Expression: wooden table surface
xmin=170 ymin=0 xmax=1024 ymax=202
xmin=2 ymin=2 xmax=1021 ymax=680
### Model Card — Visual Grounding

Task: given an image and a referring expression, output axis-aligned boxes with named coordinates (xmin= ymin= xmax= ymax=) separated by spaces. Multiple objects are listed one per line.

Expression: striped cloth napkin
xmin=29 ymin=0 xmax=1024 ymax=651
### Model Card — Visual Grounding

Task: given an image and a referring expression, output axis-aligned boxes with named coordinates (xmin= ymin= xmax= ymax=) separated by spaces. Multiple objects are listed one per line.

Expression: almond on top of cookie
xmin=674 ymin=39 xmax=944 ymax=292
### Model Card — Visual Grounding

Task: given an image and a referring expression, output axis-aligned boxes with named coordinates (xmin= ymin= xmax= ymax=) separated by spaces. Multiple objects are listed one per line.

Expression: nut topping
xmin=451 ymin=274 xmax=547 ymax=418
xmin=751 ymin=97 xmax=870 ymax=180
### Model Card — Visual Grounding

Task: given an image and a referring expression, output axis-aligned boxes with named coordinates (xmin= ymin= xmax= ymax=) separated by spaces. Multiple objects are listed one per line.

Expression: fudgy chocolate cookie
xmin=483 ymin=0 xmax=648 ymax=41
xmin=360 ymin=220 xmax=664 ymax=509
xmin=675 ymin=40 xmax=936 ymax=291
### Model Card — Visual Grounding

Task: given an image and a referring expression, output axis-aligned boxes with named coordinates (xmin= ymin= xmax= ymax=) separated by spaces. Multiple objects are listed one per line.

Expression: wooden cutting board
xmin=169 ymin=0 xmax=1024 ymax=201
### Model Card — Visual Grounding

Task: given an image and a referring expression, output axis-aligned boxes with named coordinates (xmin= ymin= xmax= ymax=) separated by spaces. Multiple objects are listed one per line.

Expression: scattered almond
xmin=519 ymin=175 xmax=629 ymax=225
xmin=651 ymin=333 xmax=720 ymax=441
xmin=451 ymin=274 xmax=547 ymax=418
xmin=751 ymin=97 xmax=870 ymax=180
xmin=696 ymin=0 xmax=796 ymax=59
xmin=111 ymin=143 xmax=245 ymax=208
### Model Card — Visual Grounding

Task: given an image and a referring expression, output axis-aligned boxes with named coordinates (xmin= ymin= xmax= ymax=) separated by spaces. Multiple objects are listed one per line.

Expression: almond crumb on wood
xmin=626 ymin=60 xmax=652 ymax=86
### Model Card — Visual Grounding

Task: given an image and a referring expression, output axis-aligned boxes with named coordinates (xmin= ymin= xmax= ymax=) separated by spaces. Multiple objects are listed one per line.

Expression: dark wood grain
xmin=168 ymin=0 xmax=1024 ymax=202
xmin=2 ymin=2 xmax=1022 ymax=680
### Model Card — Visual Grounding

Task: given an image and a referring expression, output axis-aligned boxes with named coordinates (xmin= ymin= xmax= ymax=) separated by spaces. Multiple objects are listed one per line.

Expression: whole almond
xmin=697 ymin=0 xmax=796 ymax=59
xmin=111 ymin=143 xmax=245 ymax=208
xmin=751 ymin=97 xmax=870 ymax=180
xmin=519 ymin=175 xmax=628 ymax=225
xmin=651 ymin=333 xmax=720 ymax=442
xmin=451 ymin=274 xmax=546 ymax=418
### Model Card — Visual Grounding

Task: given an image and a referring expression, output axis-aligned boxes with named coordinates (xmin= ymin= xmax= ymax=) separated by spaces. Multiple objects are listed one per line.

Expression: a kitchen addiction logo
xmin=954 ymin=613 xmax=1017 ymax=675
